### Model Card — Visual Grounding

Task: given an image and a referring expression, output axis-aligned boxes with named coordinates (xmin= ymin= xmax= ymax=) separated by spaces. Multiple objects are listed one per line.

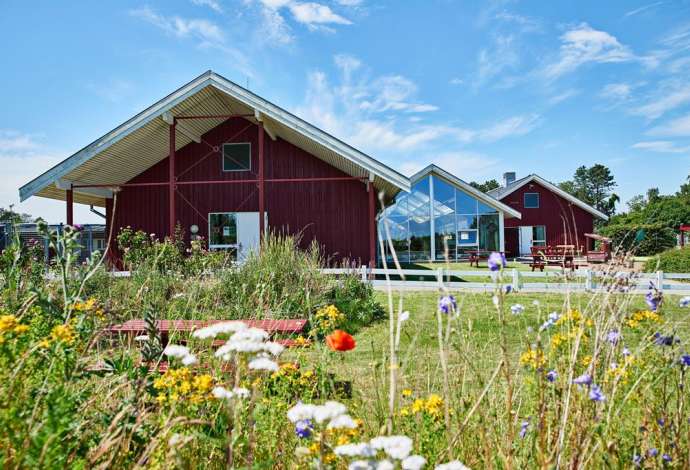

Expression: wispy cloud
xmin=476 ymin=34 xmax=520 ymax=87
xmin=449 ymin=77 xmax=464 ymax=86
xmin=399 ymin=151 xmax=501 ymax=180
xmin=631 ymin=80 xmax=690 ymax=119
xmin=475 ymin=114 xmax=541 ymax=142
xmin=600 ymin=82 xmax=634 ymax=101
xmin=631 ymin=140 xmax=690 ymax=153
xmin=624 ymin=1 xmax=664 ymax=17
xmin=191 ymin=0 xmax=223 ymax=13
xmin=86 ymin=79 xmax=134 ymax=103
xmin=255 ymin=0 xmax=352 ymax=36
xmin=548 ymin=89 xmax=579 ymax=105
xmin=648 ymin=113 xmax=690 ymax=136
xmin=0 ymin=130 xmax=41 ymax=156
xmin=543 ymin=23 xmax=636 ymax=80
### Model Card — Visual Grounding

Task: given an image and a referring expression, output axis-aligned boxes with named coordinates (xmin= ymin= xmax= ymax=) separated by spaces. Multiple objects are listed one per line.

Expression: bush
xmin=326 ymin=274 xmax=385 ymax=333
xmin=644 ymin=247 xmax=690 ymax=273
xmin=599 ymin=223 xmax=676 ymax=256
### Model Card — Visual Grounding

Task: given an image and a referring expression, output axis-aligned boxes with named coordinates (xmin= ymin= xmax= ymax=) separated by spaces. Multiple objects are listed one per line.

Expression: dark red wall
xmin=105 ymin=118 xmax=372 ymax=263
xmin=500 ymin=181 xmax=595 ymax=251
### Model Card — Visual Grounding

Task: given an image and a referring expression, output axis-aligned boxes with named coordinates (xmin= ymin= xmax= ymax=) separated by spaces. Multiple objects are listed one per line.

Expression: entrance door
xmin=208 ymin=212 xmax=264 ymax=262
xmin=519 ymin=226 xmax=533 ymax=256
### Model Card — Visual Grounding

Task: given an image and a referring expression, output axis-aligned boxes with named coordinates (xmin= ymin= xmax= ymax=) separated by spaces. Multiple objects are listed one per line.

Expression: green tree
xmin=559 ymin=164 xmax=618 ymax=217
xmin=469 ymin=179 xmax=500 ymax=193
xmin=0 ymin=206 xmax=33 ymax=223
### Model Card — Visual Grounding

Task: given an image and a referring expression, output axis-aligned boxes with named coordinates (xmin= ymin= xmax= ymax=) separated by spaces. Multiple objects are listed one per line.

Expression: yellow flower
xmin=13 ymin=324 xmax=29 ymax=334
xmin=193 ymin=374 xmax=214 ymax=393
xmin=520 ymin=348 xmax=546 ymax=369
xmin=581 ymin=355 xmax=592 ymax=367
xmin=402 ymin=389 xmax=412 ymax=397
xmin=411 ymin=398 xmax=425 ymax=414
xmin=0 ymin=315 xmax=19 ymax=332
xmin=48 ymin=324 xmax=77 ymax=346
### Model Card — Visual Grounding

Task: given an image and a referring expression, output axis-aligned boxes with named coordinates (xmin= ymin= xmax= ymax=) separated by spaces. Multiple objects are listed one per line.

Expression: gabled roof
xmin=410 ymin=164 xmax=522 ymax=219
xmin=20 ymin=70 xmax=410 ymax=206
xmin=487 ymin=173 xmax=609 ymax=220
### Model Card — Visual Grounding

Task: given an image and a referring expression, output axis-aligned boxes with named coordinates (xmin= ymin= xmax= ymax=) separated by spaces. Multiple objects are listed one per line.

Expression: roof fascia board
xmin=20 ymin=72 xmax=214 ymax=201
xmin=496 ymin=175 xmax=609 ymax=220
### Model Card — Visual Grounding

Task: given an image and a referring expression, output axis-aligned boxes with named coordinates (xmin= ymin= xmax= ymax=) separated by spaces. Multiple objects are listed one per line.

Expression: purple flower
xmin=648 ymin=448 xmax=658 ymax=457
xmin=510 ymin=304 xmax=525 ymax=315
xmin=622 ymin=347 xmax=631 ymax=356
xmin=646 ymin=290 xmax=661 ymax=312
xmin=519 ymin=420 xmax=529 ymax=438
xmin=573 ymin=374 xmax=592 ymax=386
xmin=654 ymin=332 xmax=676 ymax=346
xmin=606 ymin=330 xmax=621 ymax=346
xmin=589 ymin=384 xmax=606 ymax=402
xmin=438 ymin=295 xmax=457 ymax=314
xmin=680 ymin=355 xmax=690 ymax=367
xmin=662 ymin=453 xmax=672 ymax=463
xmin=504 ymin=285 xmax=512 ymax=294
xmin=488 ymin=252 xmax=507 ymax=271
xmin=546 ymin=370 xmax=558 ymax=383
xmin=633 ymin=454 xmax=643 ymax=467
xmin=657 ymin=418 xmax=665 ymax=427
xmin=295 ymin=420 xmax=312 ymax=439
xmin=680 ymin=296 xmax=690 ymax=308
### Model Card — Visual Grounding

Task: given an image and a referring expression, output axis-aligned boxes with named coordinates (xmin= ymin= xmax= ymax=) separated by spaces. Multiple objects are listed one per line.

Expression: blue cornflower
xmin=648 ymin=448 xmax=658 ymax=457
xmin=504 ymin=285 xmax=512 ymax=294
xmin=488 ymin=252 xmax=507 ymax=271
xmin=662 ymin=453 xmax=672 ymax=463
xmin=657 ymin=418 xmax=665 ymax=427
xmin=607 ymin=329 xmax=621 ymax=345
xmin=519 ymin=420 xmax=529 ymax=439
xmin=546 ymin=370 xmax=558 ymax=383
xmin=622 ymin=347 xmax=631 ymax=356
xmin=633 ymin=454 xmax=643 ymax=467
xmin=589 ymin=384 xmax=606 ymax=402
xmin=680 ymin=355 xmax=690 ymax=367
xmin=654 ymin=332 xmax=676 ymax=346
xmin=680 ymin=296 xmax=690 ymax=308
xmin=295 ymin=420 xmax=313 ymax=439
xmin=573 ymin=374 xmax=592 ymax=386
xmin=511 ymin=304 xmax=525 ymax=315
xmin=539 ymin=312 xmax=560 ymax=332
xmin=646 ymin=289 xmax=661 ymax=312
xmin=438 ymin=295 xmax=457 ymax=314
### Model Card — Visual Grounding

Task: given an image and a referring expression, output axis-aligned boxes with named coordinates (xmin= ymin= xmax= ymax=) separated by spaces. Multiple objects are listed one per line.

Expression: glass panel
xmin=533 ymin=225 xmax=546 ymax=245
xmin=457 ymin=229 xmax=478 ymax=246
xmin=382 ymin=193 xmax=408 ymax=218
xmin=223 ymin=143 xmax=251 ymax=171
xmin=455 ymin=189 xmax=478 ymax=214
xmin=478 ymin=201 xmax=498 ymax=214
xmin=478 ymin=214 xmax=500 ymax=251
xmin=524 ymin=193 xmax=539 ymax=208
xmin=209 ymin=213 xmax=237 ymax=247
xmin=456 ymin=214 xmax=478 ymax=230
xmin=434 ymin=214 xmax=456 ymax=259
xmin=409 ymin=220 xmax=431 ymax=261
xmin=432 ymin=176 xmax=455 ymax=217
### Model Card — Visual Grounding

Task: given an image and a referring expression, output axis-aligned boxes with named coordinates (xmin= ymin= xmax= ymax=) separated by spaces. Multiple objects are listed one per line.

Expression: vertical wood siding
xmin=106 ymin=118 xmax=371 ymax=263
xmin=500 ymin=181 xmax=595 ymax=253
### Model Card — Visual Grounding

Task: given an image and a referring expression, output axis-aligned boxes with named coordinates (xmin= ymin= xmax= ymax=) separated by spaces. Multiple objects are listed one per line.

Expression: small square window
xmin=222 ymin=143 xmax=251 ymax=172
xmin=524 ymin=192 xmax=539 ymax=208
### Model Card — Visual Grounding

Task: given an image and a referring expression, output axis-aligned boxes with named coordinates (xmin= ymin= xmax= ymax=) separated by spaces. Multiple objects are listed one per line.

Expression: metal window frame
xmin=221 ymin=142 xmax=252 ymax=172
xmin=208 ymin=212 xmax=239 ymax=249
xmin=523 ymin=192 xmax=540 ymax=209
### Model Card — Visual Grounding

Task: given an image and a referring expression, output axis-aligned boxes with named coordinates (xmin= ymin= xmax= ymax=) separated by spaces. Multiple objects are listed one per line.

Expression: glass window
xmin=222 ymin=143 xmax=251 ymax=172
xmin=478 ymin=214 xmax=500 ymax=251
xmin=478 ymin=201 xmax=498 ymax=214
xmin=209 ymin=213 xmax=237 ymax=248
xmin=432 ymin=176 xmax=455 ymax=217
xmin=456 ymin=189 xmax=477 ymax=214
xmin=434 ymin=213 xmax=456 ymax=258
xmin=456 ymin=214 xmax=478 ymax=230
xmin=524 ymin=192 xmax=539 ymax=208
xmin=532 ymin=225 xmax=546 ymax=246
xmin=457 ymin=229 xmax=478 ymax=246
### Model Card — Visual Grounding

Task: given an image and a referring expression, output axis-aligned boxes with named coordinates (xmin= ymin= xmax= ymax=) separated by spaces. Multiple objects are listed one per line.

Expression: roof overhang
xmin=20 ymin=70 xmax=411 ymax=207
xmin=490 ymin=174 xmax=609 ymax=220
xmin=410 ymin=164 xmax=522 ymax=219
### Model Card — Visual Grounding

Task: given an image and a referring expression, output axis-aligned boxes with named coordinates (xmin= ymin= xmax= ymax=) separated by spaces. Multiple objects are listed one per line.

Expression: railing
xmin=321 ymin=267 xmax=690 ymax=294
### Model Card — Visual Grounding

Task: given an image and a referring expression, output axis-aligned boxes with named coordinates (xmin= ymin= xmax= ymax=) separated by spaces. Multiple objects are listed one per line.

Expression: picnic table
xmin=105 ymin=318 xmax=308 ymax=347
xmin=529 ymin=245 xmax=577 ymax=271
xmin=467 ymin=250 xmax=499 ymax=268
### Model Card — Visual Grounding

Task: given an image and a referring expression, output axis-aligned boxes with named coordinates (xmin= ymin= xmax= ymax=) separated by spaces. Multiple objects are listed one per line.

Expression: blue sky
xmin=2 ymin=0 xmax=690 ymax=223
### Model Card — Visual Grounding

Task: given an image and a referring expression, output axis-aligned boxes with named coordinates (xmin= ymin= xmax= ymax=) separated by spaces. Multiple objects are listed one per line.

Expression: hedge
xmin=644 ymin=247 xmax=690 ymax=273
xmin=598 ymin=223 xmax=676 ymax=256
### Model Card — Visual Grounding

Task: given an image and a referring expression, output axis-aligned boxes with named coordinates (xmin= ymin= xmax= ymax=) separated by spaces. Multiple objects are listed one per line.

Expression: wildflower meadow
xmin=1 ymin=223 xmax=690 ymax=469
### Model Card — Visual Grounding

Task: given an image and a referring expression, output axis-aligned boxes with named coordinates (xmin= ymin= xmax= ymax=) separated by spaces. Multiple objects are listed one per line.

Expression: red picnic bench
xmin=529 ymin=245 xmax=578 ymax=272
xmin=467 ymin=250 xmax=504 ymax=268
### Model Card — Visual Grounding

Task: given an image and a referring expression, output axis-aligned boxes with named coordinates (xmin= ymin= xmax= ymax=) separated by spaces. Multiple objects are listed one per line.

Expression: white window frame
xmin=222 ymin=142 xmax=251 ymax=172
xmin=532 ymin=225 xmax=547 ymax=246
xmin=524 ymin=192 xmax=540 ymax=209
xmin=208 ymin=212 xmax=239 ymax=250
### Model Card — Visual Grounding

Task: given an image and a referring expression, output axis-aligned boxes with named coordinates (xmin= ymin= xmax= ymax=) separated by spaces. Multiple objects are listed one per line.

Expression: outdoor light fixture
xmin=190 ymin=224 xmax=199 ymax=234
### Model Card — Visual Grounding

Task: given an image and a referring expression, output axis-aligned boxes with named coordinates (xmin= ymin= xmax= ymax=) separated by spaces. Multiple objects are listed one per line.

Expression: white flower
xmin=328 ymin=414 xmax=358 ymax=429
xmin=163 ymin=345 xmax=190 ymax=359
xmin=532 ymin=300 xmax=540 ymax=306
xmin=313 ymin=401 xmax=348 ymax=423
xmin=263 ymin=341 xmax=285 ymax=356
xmin=212 ymin=386 xmax=234 ymax=400
xmin=680 ymin=296 xmax=690 ymax=308
xmin=335 ymin=443 xmax=377 ymax=457
xmin=192 ymin=321 xmax=247 ymax=339
xmin=231 ymin=327 xmax=269 ymax=343
xmin=370 ymin=436 xmax=413 ymax=460
xmin=492 ymin=296 xmax=499 ymax=307
xmin=510 ymin=304 xmax=525 ymax=315
xmin=539 ymin=312 xmax=560 ymax=331
xmin=435 ymin=461 xmax=470 ymax=470
xmin=287 ymin=403 xmax=317 ymax=423
xmin=233 ymin=387 xmax=251 ymax=399
xmin=134 ymin=334 xmax=149 ymax=342
xmin=402 ymin=455 xmax=427 ymax=470
xmin=168 ymin=433 xmax=183 ymax=446
xmin=377 ymin=461 xmax=395 ymax=470
xmin=349 ymin=461 xmax=376 ymax=470
xmin=248 ymin=357 xmax=279 ymax=372
xmin=181 ymin=354 xmax=198 ymax=366
xmin=398 ymin=311 xmax=410 ymax=323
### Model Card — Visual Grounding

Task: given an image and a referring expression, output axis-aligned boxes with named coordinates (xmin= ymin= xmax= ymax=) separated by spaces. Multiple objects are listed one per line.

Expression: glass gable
xmin=378 ymin=173 xmax=504 ymax=264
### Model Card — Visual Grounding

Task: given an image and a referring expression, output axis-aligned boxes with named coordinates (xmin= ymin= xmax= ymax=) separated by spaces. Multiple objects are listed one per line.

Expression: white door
xmin=519 ymin=226 xmax=533 ymax=256
xmin=236 ymin=212 xmax=262 ymax=262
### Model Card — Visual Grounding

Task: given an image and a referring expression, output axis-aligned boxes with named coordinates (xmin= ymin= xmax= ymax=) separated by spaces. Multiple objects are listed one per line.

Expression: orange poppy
xmin=325 ymin=330 xmax=356 ymax=352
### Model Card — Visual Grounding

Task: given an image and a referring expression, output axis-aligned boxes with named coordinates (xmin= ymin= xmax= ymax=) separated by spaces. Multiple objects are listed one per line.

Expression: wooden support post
xmin=66 ymin=187 xmax=74 ymax=226
xmin=368 ymin=181 xmax=376 ymax=268
xmin=169 ymin=122 xmax=176 ymax=238
xmin=258 ymin=122 xmax=265 ymax=241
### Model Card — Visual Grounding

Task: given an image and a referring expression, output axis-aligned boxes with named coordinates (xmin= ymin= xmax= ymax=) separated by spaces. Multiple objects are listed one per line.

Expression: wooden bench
xmin=529 ymin=246 xmax=577 ymax=271
xmin=467 ymin=250 xmax=503 ymax=268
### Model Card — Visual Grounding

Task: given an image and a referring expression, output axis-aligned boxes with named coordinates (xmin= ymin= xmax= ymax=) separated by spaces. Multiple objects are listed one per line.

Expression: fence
xmin=321 ymin=267 xmax=690 ymax=294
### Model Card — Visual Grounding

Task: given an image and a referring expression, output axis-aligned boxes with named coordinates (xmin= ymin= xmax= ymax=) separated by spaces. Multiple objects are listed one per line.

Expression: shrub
xmin=599 ymin=223 xmax=676 ymax=256
xmin=644 ymin=247 xmax=690 ymax=273
xmin=326 ymin=273 xmax=385 ymax=333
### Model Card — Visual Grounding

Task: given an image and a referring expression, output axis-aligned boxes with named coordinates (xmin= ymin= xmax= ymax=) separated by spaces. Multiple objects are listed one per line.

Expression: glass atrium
xmin=378 ymin=172 xmax=504 ymax=263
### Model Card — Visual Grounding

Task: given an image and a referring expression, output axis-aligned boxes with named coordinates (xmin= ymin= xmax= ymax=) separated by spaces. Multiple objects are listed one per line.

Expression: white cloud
xmin=544 ymin=23 xmax=635 ymax=80
xmin=631 ymin=140 xmax=690 ymax=153
xmin=632 ymin=81 xmax=690 ymax=119
xmin=258 ymin=5 xmax=294 ymax=44
xmin=400 ymin=151 xmax=501 ymax=181
xmin=449 ymin=77 xmax=464 ymax=86
xmin=358 ymin=75 xmax=439 ymax=113
xmin=0 ymin=130 xmax=40 ymax=154
xmin=288 ymin=2 xmax=351 ymax=25
xmin=130 ymin=7 xmax=224 ymax=44
xmin=191 ymin=0 xmax=223 ymax=13
xmin=336 ymin=0 xmax=363 ymax=5
xmin=624 ymin=1 xmax=664 ymax=17
xmin=548 ymin=89 xmax=579 ymax=105
xmin=476 ymin=34 xmax=520 ymax=86
xmin=648 ymin=113 xmax=690 ymax=136
xmin=476 ymin=114 xmax=541 ymax=142
xmin=600 ymin=82 xmax=633 ymax=101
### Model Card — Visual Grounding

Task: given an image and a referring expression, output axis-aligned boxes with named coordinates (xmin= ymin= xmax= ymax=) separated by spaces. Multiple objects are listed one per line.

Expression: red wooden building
xmin=19 ymin=71 xmax=410 ymax=266
xmin=488 ymin=173 xmax=608 ymax=257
